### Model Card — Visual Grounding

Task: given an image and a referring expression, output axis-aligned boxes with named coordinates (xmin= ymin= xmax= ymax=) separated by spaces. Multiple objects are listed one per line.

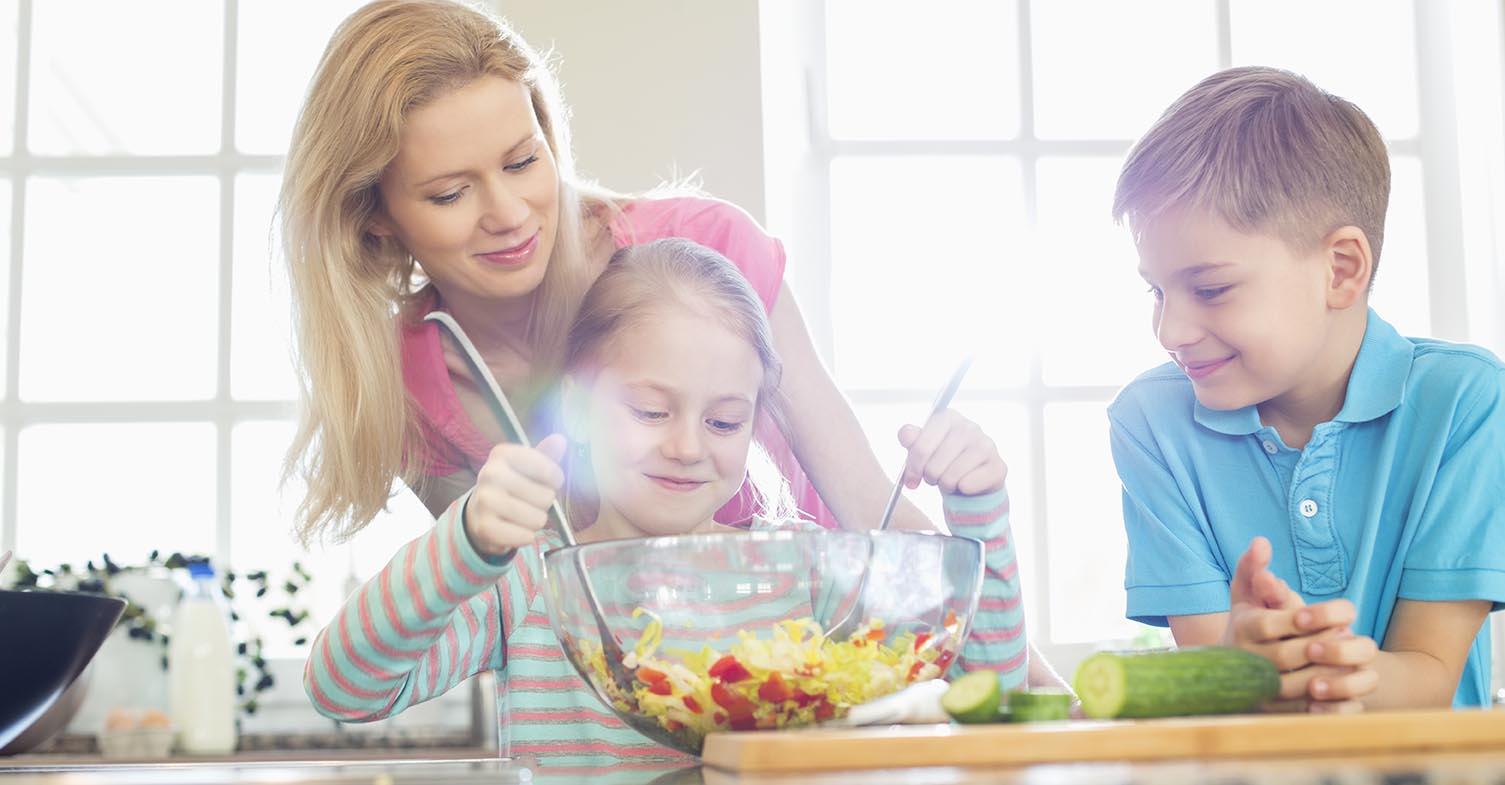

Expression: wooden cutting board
xmin=701 ymin=708 xmax=1505 ymax=773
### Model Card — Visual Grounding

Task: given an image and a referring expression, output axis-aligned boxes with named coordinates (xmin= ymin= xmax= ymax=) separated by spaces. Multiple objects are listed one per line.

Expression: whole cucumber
xmin=1072 ymin=646 xmax=1279 ymax=719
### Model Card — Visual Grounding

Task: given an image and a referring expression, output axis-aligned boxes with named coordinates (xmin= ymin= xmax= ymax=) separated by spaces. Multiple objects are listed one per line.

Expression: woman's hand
xmin=462 ymin=433 xmax=567 ymax=558
xmin=896 ymin=409 xmax=1007 ymax=496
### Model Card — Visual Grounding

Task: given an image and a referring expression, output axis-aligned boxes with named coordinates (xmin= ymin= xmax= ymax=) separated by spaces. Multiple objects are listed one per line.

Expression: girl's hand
xmin=896 ymin=409 xmax=1007 ymax=496
xmin=463 ymin=434 xmax=567 ymax=558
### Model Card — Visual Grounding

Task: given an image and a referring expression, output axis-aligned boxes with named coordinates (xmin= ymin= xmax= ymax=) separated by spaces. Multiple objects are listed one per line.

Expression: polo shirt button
xmin=1262 ymin=440 xmax=1278 ymax=455
xmin=1299 ymin=499 xmax=1318 ymax=518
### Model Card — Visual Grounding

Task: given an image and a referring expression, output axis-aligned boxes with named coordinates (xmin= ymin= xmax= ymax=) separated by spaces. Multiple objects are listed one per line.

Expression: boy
xmin=1108 ymin=66 xmax=1505 ymax=710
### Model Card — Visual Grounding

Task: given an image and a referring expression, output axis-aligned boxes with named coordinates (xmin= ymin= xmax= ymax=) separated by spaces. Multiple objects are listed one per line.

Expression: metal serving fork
xmin=423 ymin=312 xmax=638 ymax=701
xmin=823 ymin=355 xmax=974 ymax=643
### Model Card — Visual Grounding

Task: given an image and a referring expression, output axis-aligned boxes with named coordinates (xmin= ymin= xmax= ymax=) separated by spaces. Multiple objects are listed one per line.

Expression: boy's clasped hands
xmin=1223 ymin=537 xmax=1379 ymax=713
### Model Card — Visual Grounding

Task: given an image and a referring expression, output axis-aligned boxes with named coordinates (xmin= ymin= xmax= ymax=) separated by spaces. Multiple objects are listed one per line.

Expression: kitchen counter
xmin=6 ymin=749 xmax=1505 ymax=785
xmin=0 ymin=747 xmax=492 ymax=769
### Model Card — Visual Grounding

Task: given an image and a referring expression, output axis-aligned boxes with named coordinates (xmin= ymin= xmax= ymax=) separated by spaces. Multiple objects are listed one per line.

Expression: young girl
xmin=304 ymin=239 xmax=1037 ymax=772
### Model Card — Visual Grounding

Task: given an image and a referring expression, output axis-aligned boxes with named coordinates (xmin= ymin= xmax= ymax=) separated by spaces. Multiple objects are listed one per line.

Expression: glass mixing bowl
xmin=542 ymin=529 xmax=983 ymax=755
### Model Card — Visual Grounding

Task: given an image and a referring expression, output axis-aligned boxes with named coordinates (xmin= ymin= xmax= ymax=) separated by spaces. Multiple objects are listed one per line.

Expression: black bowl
xmin=0 ymin=589 xmax=126 ymax=753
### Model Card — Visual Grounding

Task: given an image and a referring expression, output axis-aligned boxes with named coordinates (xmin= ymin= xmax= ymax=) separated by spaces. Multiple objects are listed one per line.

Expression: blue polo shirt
xmin=1108 ymin=309 xmax=1505 ymax=707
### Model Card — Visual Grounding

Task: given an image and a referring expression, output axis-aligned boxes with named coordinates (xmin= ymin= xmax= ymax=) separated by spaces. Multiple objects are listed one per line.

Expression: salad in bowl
xmin=543 ymin=528 xmax=982 ymax=754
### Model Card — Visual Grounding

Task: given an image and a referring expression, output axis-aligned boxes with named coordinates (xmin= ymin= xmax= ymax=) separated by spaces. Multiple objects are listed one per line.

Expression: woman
xmin=281 ymin=0 xmax=940 ymax=544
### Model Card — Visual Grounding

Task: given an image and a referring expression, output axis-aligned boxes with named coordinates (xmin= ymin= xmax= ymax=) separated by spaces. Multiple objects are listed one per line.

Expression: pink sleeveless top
xmin=400 ymin=196 xmax=835 ymax=527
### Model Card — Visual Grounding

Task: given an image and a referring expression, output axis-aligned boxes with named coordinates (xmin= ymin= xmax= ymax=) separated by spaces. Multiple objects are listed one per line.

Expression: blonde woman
xmin=282 ymin=0 xmax=942 ymax=544
xmin=283 ymin=1 xmax=1074 ymax=745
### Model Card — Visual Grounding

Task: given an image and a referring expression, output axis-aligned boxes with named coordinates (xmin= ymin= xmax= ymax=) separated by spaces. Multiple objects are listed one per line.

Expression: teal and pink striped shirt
xmin=304 ymin=488 xmax=1025 ymax=775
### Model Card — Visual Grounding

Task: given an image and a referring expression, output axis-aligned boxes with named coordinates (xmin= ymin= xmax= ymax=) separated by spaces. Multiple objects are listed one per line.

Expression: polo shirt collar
xmin=1193 ymin=396 xmax=1263 ymax=436
xmin=1333 ymin=309 xmax=1412 ymax=424
xmin=1193 ymin=309 xmax=1412 ymax=436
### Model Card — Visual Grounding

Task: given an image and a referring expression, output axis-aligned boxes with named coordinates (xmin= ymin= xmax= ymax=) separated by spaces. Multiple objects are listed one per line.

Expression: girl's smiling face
xmin=571 ymin=307 xmax=764 ymax=540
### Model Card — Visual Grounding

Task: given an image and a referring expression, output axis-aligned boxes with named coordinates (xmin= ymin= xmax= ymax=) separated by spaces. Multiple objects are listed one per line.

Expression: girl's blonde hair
xmin=280 ymin=0 xmax=615 ymax=544
xmin=562 ymin=238 xmax=797 ymax=525
xmin=1113 ymin=66 xmax=1391 ymax=274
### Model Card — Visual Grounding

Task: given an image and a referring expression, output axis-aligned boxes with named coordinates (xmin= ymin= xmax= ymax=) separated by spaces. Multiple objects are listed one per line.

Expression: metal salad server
xmin=422 ymin=311 xmax=637 ymax=698
xmin=874 ymin=354 xmax=975 ymax=533
xmin=824 ymin=355 xmax=975 ymax=643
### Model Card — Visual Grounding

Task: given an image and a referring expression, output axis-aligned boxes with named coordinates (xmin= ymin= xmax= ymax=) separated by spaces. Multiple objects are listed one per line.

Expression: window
xmin=762 ymin=0 xmax=1505 ymax=672
xmin=0 ymin=0 xmax=443 ymax=729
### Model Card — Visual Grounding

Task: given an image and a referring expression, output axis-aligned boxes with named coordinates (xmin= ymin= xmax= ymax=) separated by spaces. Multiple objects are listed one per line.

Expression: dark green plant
xmin=8 ymin=550 xmax=314 ymax=717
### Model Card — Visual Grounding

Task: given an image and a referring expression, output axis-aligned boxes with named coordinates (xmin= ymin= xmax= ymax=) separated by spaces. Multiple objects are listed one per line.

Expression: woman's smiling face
xmin=371 ymin=76 xmax=561 ymax=311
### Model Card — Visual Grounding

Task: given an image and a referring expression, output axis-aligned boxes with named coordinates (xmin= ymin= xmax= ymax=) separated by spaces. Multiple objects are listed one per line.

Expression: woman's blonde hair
xmin=1113 ymin=66 xmax=1391 ymax=274
xmin=562 ymin=238 xmax=797 ymax=525
xmin=280 ymin=0 xmax=614 ymax=544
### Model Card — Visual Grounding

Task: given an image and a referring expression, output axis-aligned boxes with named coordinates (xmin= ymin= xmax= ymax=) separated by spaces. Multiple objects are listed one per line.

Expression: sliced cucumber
xmin=1006 ymin=689 xmax=1073 ymax=722
xmin=941 ymin=670 xmax=1002 ymax=724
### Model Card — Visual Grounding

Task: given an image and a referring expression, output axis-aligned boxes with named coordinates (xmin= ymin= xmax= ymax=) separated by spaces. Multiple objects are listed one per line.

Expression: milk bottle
xmin=167 ymin=562 xmax=237 ymax=755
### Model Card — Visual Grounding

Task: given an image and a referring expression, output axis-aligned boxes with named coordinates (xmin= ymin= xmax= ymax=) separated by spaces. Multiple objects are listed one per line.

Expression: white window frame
xmin=0 ymin=0 xmax=482 ymax=736
xmin=0 ymin=0 xmax=292 ymax=569
xmin=764 ymin=0 xmax=1505 ymax=676
xmin=0 ymin=0 xmax=314 ymax=732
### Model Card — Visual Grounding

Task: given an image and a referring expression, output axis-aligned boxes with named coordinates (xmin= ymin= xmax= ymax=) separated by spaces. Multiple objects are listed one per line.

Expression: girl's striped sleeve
xmin=303 ymin=491 xmax=511 ymax=721
xmin=943 ymin=487 xmax=1027 ymax=690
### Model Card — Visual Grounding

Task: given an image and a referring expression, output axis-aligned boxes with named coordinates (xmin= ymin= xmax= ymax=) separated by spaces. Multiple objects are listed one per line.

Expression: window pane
xmin=825 ymin=0 xmax=1021 ymax=140
xmin=229 ymin=421 xmax=299 ymax=574
xmin=852 ymin=401 xmax=1039 ymax=624
xmin=236 ymin=1 xmax=363 ymax=154
xmin=17 ymin=423 xmax=216 ymax=566
xmin=1036 ymin=157 xmax=1166 ymax=385
xmin=852 ymin=403 xmax=935 ymax=507
xmin=28 ymin=0 xmax=222 ymax=155
xmin=230 ymin=420 xmax=435 ymax=655
xmin=1371 ymin=157 xmax=1430 ymax=336
xmin=0 ymin=0 xmax=17 ymax=155
xmin=1230 ymin=0 xmax=1418 ymax=139
xmin=233 ymin=174 xmax=297 ymax=400
xmin=0 ymin=427 xmax=5 ymax=548
xmin=0 ymin=180 xmax=9 ymax=393
xmin=22 ymin=177 xmax=218 ymax=401
xmin=1044 ymin=401 xmax=1138 ymax=645
xmin=230 ymin=420 xmax=339 ymax=655
xmin=829 ymin=156 xmax=1031 ymax=389
xmin=1031 ymin=0 xmax=1217 ymax=140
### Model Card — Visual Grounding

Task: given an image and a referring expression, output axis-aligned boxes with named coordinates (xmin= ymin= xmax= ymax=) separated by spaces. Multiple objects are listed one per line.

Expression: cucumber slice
xmin=941 ymin=670 xmax=1002 ymax=724
xmin=1006 ymin=689 xmax=1073 ymax=722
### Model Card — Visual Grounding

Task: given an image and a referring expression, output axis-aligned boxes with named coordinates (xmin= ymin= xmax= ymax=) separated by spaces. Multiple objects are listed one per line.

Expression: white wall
xmin=491 ymin=0 xmax=768 ymax=223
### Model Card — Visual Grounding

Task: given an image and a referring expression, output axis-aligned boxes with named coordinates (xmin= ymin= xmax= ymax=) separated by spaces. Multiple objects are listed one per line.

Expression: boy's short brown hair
xmin=1113 ymin=66 xmax=1391 ymax=274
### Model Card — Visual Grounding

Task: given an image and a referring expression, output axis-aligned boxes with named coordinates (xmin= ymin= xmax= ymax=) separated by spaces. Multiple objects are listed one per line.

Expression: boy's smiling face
xmin=1135 ymin=206 xmax=1344 ymax=415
